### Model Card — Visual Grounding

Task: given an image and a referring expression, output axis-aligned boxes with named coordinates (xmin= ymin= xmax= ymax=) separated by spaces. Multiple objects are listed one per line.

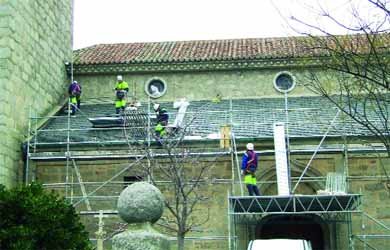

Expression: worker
xmin=212 ymin=93 xmax=222 ymax=103
xmin=114 ymin=75 xmax=129 ymax=114
xmin=241 ymin=143 xmax=261 ymax=196
xmin=154 ymin=103 xmax=169 ymax=140
xmin=68 ymin=80 xmax=82 ymax=115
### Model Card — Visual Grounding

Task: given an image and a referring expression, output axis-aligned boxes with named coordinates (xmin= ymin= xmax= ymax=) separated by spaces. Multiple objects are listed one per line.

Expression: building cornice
xmin=73 ymin=57 xmax=323 ymax=75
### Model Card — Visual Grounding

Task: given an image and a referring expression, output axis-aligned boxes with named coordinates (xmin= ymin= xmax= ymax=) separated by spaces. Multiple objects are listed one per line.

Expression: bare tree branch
xmin=135 ymin=102 xmax=220 ymax=250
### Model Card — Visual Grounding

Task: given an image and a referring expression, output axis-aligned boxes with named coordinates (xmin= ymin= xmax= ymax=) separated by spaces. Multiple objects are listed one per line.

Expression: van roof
xmin=248 ymin=239 xmax=312 ymax=250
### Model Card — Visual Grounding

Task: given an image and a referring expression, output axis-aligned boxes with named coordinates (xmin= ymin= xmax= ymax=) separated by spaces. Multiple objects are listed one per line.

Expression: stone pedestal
xmin=112 ymin=222 xmax=170 ymax=250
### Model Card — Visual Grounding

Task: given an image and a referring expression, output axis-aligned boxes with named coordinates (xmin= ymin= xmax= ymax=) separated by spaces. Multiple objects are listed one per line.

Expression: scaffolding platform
xmin=229 ymin=194 xmax=361 ymax=215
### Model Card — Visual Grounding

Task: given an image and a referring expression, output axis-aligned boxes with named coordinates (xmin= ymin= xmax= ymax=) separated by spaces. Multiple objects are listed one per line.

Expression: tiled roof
xmin=73 ymin=37 xmax=322 ymax=65
xmin=73 ymin=34 xmax=390 ymax=65
xmin=34 ymin=96 xmax=384 ymax=146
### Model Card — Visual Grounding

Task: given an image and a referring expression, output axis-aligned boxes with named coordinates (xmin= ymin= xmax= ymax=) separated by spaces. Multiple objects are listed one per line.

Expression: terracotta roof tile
xmin=73 ymin=34 xmax=390 ymax=65
xmin=73 ymin=37 xmax=309 ymax=65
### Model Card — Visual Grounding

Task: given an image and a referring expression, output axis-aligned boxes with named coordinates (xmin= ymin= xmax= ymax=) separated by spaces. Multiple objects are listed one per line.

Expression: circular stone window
xmin=145 ymin=77 xmax=167 ymax=98
xmin=273 ymin=71 xmax=296 ymax=93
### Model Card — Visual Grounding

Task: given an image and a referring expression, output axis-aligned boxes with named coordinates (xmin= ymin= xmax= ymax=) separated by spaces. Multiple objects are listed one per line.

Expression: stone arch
xmin=258 ymin=160 xmax=325 ymax=195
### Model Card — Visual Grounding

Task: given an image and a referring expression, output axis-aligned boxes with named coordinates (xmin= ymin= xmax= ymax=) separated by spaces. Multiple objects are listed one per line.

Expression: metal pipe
xmin=292 ymin=109 xmax=341 ymax=193
xmin=30 ymin=150 xmax=231 ymax=161
xmin=41 ymin=177 xmax=326 ymax=188
xmin=65 ymin=98 xmax=71 ymax=198
xmin=354 ymin=235 xmax=390 ymax=239
xmin=232 ymin=132 xmax=244 ymax=196
xmin=147 ymin=98 xmax=151 ymax=183
xmin=25 ymin=107 xmax=32 ymax=185
xmin=73 ymin=155 xmax=147 ymax=206
xmin=33 ymin=110 xmax=38 ymax=154
xmin=167 ymin=236 xmax=230 ymax=241
xmin=29 ymin=107 xmax=331 ymax=120
xmin=88 ymin=236 xmax=232 ymax=241
xmin=227 ymin=190 xmax=232 ymax=250
xmin=363 ymin=212 xmax=390 ymax=231
xmin=29 ymin=145 xmax=389 ymax=161
xmin=36 ymin=118 xmax=344 ymax=133
xmin=284 ymin=91 xmax=292 ymax=193
xmin=32 ymin=135 xmax=385 ymax=149
xmin=68 ymin=196 xmax=119 ymax=200
xmin=79 ymin=210 xmax=117 ymax=215
xmin=229 ymin=98 xmax=235 ymax=196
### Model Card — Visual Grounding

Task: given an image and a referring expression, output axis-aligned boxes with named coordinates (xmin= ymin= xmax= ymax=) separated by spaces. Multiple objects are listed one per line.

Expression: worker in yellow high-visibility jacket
xmin=114 ymin=75 xmax=129 ymax=114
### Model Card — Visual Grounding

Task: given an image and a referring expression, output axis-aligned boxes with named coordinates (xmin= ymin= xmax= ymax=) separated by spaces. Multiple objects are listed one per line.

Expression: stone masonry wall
xmin=0 ymin=0 xmax=72 ymax=186
xmin=34 ymin=152 xmax=390 ymax=250
xmin=74 ymin=68 xmax=328 ymax=103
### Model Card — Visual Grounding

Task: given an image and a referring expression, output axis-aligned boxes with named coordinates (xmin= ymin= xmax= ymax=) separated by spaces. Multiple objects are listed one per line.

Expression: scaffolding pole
xmin=231 ymin=132 xmax=244 ymax=196
xmin=71 ymin=159 xmax=91 ymax=210
xmin=26 ymin=97 xmax=390 ymax=250
xmin=65 ymin=99 xmax=71 ymax=198
xmin=284 ymin=91 xmax=292 ymax=193
xmin=73 ymin=155 xmax=147 ymax=207
xmin=25 ymin=107 xmax=32 ymax=185
xmin=292 ymin=109 xmax=341 ymax=193
xmin=227 ymin=190 xmax=232 ymax=250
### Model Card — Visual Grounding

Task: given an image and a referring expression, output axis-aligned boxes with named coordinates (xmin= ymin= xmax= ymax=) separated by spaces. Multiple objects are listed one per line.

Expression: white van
xmin=247 ymin=239 xmax=312 ymax=250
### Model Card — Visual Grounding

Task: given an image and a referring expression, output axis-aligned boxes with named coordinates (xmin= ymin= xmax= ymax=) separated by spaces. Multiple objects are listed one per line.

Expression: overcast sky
xmin=73 ymin=0 xmax=369 ymax=50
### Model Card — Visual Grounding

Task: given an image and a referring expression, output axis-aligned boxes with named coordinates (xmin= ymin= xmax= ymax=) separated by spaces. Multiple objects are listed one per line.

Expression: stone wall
xmin=34 ymin=151 xmax=390 ymax=250
xmin=74 ymin=68 xmax=331 ymax=102
xmin=0 ymin=0 xmax=72 ymax=186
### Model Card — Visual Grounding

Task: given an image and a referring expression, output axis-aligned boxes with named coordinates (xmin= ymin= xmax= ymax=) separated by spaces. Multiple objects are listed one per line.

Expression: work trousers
xmin=244 ymin=173 xmax=260 ymax=196
xmin=70 ymin=95 xmax=81 ymax=115
xmin=115 ymin=99 xmax=126 ymax=114
xmin=155 ymin=123 xmax=167 ymax=137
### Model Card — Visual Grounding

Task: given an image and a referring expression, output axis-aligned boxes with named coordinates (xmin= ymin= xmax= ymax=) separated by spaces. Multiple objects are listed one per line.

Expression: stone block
xmin=112 ymin=223 xmax=170 ymax=250
xmin=364 ymin=182 xmax=384 ymax=191
xmin=0 ymin=47 xmax=10 ymax=58
xmin=376 ymin=208 xmax=390 ymax=219
xmin=0 ymin=5 xmax=11 ymax=17
xmin=0 ymin=17 xmax=9 ymax=28
xmin=0 ymin=67 xmax=9 ymax=78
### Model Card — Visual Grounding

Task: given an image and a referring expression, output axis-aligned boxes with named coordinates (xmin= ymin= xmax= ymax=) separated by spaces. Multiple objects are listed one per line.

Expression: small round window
xmin=145 ymin=77 xmax=167 ymax=98
xmin=273 ymin=71 xmax=296 ymax=93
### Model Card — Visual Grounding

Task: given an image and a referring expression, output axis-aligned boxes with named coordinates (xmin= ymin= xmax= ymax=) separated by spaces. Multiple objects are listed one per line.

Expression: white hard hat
xmin=73 ymin=80 xmax=78 ymax=84
xmin=246 ymin=143 xmax=254 ymax=150
xmin=117 ymin=75 xmax=123 ymax=81
xmin=153 ymin=103 xmax=160 ymax=111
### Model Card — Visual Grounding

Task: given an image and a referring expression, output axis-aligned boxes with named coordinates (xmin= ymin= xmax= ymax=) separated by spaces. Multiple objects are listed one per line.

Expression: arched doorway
xmin=256 ymin=214 xmax=330 ymax=250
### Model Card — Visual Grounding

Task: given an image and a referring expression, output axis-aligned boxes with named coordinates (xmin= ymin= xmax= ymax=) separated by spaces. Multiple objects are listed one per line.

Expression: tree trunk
xmin=177 ymin=232 xmax=185 ymax=250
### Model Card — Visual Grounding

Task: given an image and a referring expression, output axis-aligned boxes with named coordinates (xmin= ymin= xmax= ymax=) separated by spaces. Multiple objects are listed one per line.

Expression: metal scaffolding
xmin=229 ymin=194 xmax=361 ymax=215
xmin=24 ymin=97 xmax=390 ymax=249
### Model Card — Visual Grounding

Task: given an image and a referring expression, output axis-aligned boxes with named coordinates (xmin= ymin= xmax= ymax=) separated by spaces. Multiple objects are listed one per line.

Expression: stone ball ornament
xmin=117 ymin=182 xmax=164 ymax=224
